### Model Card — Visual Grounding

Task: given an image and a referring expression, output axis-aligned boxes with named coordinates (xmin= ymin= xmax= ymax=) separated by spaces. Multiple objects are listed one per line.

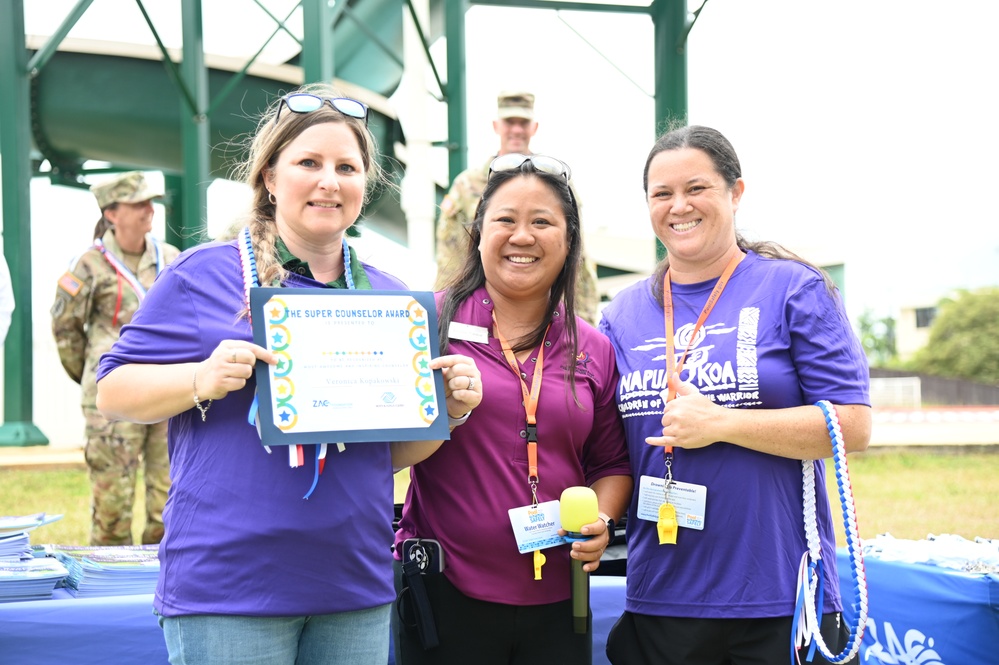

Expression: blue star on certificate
xmin=279 ymin=410 xmax=291 ymax=423
xmin=272 ymin=331 xmax=285 ymax=345
xmin=416 ymin=332 xmax=427 ymax=346
xmin=424 ymin=404 xmax=436 ymax=417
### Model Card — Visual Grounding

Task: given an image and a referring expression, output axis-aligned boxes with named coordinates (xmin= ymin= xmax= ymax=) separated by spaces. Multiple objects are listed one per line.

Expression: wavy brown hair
xmin=228 ymin=82 xmax=385 ymax=290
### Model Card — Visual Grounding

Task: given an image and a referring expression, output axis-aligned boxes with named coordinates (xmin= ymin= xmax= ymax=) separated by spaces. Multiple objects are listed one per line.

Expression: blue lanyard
xmin=238 ymin=227 xmax=356 ymax=498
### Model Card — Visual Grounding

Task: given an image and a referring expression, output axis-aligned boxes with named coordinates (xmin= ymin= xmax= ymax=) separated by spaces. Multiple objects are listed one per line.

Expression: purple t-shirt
xmin=598 ymin=251 xmax=870 ymax=619
xmin=396 ymin=287 xmax=631 ymax=606
xmin=97 ymin=240 xmax=408 ymax=617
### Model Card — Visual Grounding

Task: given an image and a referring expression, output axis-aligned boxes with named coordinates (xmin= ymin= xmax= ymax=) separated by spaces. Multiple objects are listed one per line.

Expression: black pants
xmin=606 ymin=611 xmax=858 ymax=665
xmin=392 ymin=560 xmax=592 ymax=665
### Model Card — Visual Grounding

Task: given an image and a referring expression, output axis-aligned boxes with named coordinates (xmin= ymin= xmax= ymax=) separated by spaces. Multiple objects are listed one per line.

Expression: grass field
xmin=1 ymin=448 xmax=997 ymax=547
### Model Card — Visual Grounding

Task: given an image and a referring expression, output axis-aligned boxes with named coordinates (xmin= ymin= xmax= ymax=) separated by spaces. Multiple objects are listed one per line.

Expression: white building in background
xmin=896 ymin=302 xmax=938 ymax=362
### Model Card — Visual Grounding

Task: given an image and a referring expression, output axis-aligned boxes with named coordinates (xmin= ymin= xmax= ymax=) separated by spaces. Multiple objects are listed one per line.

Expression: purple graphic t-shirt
xmin=599 ymin=251 xmax=869 ymax=619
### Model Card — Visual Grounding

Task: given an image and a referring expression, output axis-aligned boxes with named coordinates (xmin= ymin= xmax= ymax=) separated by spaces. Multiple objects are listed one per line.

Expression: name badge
xmin=448 ymin=321 xmax=489 ymax=344
xmin=637 ymin=475 xmax=707 ymax=530
xmin=507 ymin=500 xmax=566 ymax=553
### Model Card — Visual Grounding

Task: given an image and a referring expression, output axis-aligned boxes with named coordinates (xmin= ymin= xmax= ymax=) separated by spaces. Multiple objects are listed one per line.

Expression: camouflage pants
xmin=83 ymin=407 xmax=169 ymax=546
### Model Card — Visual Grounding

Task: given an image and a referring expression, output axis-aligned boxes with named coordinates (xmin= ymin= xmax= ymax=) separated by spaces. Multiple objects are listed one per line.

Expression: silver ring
xmin=231 ymin=350 xmax=237 ymax=364
xmin=467 ymin=376 xmax=474 ymax=391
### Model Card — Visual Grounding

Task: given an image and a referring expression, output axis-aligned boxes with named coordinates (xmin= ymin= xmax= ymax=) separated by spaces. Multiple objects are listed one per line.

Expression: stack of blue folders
xmin=0 ymin=513 xmax=64 ymax=543
xmin=0 ymin=530 xmax=32 ymax=561
xmin=0 ymin=557 xmax=70 ymax=602
xmin=49 ymin=545 xmax=160 ymax=597
xmin=0 ymin=514 xmax=71 ymax=602
xmin=0 ymin=513 xmax=65 ymax=563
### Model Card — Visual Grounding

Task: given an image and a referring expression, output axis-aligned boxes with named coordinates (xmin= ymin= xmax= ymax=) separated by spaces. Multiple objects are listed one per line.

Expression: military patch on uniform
xmin=440 ymin=195 xmax=455 ymax=216
xmin=58 ymin=271 xmax=83 ymax=296
xmin=50 ymin=297 xmax=66 ymax=318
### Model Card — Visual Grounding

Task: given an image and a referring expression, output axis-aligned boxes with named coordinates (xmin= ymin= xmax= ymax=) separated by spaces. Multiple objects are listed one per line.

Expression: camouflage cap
xmin=497 ymin=91 xmax=535 ymax=120
xmin=90 ymin=171 xmax=162 ymax=210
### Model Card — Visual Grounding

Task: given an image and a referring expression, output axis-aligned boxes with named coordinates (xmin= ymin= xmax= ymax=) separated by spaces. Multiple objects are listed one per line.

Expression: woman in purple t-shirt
xmin=95 ymin=82 xmax=481 ymax=665
xmin=599 ymin=125 xmax=872 ymax=665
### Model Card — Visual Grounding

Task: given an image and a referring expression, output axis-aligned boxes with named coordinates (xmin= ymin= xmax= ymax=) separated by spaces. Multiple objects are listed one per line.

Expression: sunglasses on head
xmin=488 ymin=153 xmax=571 ymax=182
xmin=275 ymin=93 xmax=369 ymax=125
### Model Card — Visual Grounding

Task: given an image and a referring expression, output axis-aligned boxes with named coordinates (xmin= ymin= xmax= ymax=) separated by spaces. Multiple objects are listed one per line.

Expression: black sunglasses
xmin=276 ymin=94 xmax=369 ymax=125
xmin=488 ymin=153 xmax=571 ymax=181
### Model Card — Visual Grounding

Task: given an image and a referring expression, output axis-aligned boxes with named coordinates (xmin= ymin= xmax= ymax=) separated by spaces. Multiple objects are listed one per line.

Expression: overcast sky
xmin=12 ymin=0 xmax=999 ymax=323
xmin=458 ymin=0 xmax=999 ymax=321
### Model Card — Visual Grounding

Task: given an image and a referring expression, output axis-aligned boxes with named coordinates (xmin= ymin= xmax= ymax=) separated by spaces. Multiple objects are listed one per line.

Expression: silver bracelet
xmin=448 ymin=410 xmax=471 ymax=429
xmin=193 ymin=367 xmax=213 ymax=422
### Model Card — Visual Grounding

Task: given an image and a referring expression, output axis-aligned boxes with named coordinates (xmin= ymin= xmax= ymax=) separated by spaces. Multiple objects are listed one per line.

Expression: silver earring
xmin=268 ymin=192 xmax=276 ymax=205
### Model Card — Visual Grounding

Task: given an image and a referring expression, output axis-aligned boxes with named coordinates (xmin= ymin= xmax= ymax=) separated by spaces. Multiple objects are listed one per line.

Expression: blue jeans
xmin=159 ymin=604 xmax=391 ymax=665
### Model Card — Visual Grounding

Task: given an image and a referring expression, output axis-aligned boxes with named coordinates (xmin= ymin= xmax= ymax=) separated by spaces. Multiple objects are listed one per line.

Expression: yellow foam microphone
xmin=560 ymin=486 xmax=598 ymax=634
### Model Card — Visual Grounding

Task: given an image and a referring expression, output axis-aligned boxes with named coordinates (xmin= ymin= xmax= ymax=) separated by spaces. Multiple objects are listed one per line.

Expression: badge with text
xmin=507 ymin=500 xmax=566 ymax=553
xmin=447 ymin=321 xmax=489 ymax=344
xmin=637 ymin=475 xmax=707 ymax=531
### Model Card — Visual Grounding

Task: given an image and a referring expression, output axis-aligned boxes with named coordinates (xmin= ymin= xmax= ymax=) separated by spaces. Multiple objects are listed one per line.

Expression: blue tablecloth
xmin=0 ymin=588 xmax=168 ymax=664
xmin=1 ymin=554 xmax=994 ymax=664
xmin=836 ymin=550 xmax=999 ymax=664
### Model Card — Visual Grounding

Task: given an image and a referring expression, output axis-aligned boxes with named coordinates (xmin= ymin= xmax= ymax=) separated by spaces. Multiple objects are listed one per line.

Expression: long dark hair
xmin=437 ymin=161 xmax=583 ymax=393
xmin=92 ymin=204 xmax=117 ymax=240
xmin=644 ymin=124 xmax=837 ymax=304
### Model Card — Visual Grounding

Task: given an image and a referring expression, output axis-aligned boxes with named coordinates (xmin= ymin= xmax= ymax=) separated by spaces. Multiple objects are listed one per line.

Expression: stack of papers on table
xmin=0 ymin=512 xmax=64 ymax=535
xmin=0 ymin=513 xmax=65 ymax=562
xmin=0 ymin=557 xmax=69 ymax=602
xmin=0 ymin=531 xmax=32 ymax=561
xmin=48 ymin=545 xmax=160 ymax=597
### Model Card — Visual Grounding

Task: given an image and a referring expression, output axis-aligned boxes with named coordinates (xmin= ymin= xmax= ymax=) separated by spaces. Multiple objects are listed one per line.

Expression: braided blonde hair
xmin=230 ymin=82 xmax=384 ymax=288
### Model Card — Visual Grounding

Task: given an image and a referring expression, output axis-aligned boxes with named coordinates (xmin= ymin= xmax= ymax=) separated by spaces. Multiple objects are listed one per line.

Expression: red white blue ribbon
xmin=94 ymin=236 xmax=164 ymax=301
xmin=238 ymin=226 xmax=352 ymax=498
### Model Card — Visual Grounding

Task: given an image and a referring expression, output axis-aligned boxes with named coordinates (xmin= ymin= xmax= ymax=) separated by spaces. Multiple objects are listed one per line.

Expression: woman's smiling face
xmin=646 ymin=147 xmax=744 ymax=276
xmin=478 ymin=174 xmax=569 ymax=302
xmin=265 ymin=121 xmax=366 ymax=246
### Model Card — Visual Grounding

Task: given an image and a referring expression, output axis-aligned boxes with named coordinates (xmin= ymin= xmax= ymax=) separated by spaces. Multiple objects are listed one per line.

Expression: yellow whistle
xmin=533 ymin=550 xmax=546 ymax=580
xmin=657 ymin=502 xmax=678 ymax=545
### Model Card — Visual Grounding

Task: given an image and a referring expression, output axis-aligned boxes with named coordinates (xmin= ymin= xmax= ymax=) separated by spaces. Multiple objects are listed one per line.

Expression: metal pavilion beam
xmin=0 ymin=0 xmax=49 ymax=445
xmin=0 ymin=0 xmax=348 ymax=445
xmin=177 ymin=0 xmax=211 ymax=249
xmin=441 ymin=0 xmax=693 ymax=184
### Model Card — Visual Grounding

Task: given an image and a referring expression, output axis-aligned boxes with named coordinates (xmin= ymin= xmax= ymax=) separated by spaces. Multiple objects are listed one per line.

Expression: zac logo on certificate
xmin=250 ymin=288 xmax=450 ymax=447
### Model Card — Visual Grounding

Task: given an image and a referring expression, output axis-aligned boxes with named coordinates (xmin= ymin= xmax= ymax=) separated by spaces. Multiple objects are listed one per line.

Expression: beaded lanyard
xmin=791 ymin=400 xmax=868 ymax=664
xmin=238 ymin=226 xmax=354 ymax=498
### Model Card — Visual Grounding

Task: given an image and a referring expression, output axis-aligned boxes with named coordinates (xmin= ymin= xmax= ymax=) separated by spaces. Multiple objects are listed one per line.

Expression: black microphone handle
xmin=570 ymin=557 xmax=589 ymax=634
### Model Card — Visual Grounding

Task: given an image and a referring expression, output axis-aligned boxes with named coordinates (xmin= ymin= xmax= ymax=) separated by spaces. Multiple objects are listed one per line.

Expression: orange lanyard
xmin=662 ymin=253 xmax=742 ymax=455
xmin=493 ymin=312 xmax=550 ymax=505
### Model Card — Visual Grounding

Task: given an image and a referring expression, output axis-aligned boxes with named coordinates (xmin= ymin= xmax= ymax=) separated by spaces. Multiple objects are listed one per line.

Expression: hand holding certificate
xmin=250 ymin=288 xmax=474 ymax=447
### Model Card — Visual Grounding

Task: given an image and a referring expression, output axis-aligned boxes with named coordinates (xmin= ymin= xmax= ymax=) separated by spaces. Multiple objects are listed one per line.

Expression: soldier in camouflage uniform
xmin=51 ymin=171 xmax=180 ymax=546
xmin=434 ymin=91 xmax=601 ymax=324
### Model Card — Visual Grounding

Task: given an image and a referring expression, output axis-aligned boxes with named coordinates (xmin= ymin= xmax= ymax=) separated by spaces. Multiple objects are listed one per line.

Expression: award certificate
xmin=250 ymin=288 xmax=448 ymax=446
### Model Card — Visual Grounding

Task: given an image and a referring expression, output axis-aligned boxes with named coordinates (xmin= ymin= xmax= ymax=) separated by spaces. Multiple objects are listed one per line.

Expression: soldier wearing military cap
xmin=51 ymin=171 xmax=180 ymax=546
xmin=434 ymin=90 xmax=600 ymax=323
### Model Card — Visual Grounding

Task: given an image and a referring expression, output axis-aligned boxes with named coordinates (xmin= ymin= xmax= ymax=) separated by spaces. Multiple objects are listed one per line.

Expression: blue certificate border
xmin=250 ymin=288 xmax=448 ymax=447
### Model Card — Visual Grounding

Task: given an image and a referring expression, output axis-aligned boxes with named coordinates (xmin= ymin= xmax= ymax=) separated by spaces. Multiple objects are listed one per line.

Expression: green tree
xmin=909 ymin=287 xmax=999 ymax=384
xmin=857 ymin=309 xmax=897 ymax=367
